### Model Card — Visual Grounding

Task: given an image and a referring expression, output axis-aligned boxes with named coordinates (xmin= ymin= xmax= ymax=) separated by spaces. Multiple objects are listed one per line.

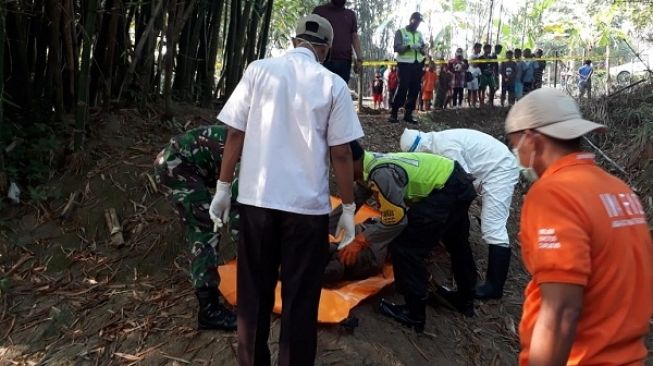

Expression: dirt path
xmin=0 ymin=105 xmax=648 ymax=365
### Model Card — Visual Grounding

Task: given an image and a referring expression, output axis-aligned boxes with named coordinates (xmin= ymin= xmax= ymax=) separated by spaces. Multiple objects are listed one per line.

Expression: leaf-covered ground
xmin=0 ymin=101 xmax=650 ymax=366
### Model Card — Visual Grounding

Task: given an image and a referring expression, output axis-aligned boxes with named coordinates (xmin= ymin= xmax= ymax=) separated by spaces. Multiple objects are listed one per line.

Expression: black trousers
xmin=323 ymin=59 xmax=352 ymax=84
xmin=392 ymin=61 xmax=423 ymax=115
xmin=237 ymin=205 xmax=329 ymax=366
xmin=389 ymin=163 xmax=478 ymax=301
xmin=452 ymin=87 xmax=464 ymax=107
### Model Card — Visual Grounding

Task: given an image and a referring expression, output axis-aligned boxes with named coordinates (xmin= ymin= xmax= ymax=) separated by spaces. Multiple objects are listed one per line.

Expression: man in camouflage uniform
xmin=154 ymin=125 xmax=237 ymax=331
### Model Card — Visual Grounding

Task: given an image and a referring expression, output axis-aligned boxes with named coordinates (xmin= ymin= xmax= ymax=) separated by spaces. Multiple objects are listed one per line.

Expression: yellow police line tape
xmin=361 ymin=56 xmax=590 ymax=67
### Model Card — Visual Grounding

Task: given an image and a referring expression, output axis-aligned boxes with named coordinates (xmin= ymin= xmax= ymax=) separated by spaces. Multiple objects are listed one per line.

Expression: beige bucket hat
xmin=505 ymin=88 xmax=606 ymax=140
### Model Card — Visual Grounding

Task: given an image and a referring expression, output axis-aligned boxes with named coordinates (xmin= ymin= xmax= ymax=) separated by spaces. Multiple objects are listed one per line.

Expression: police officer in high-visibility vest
xmin=389 ymin=12 xmax=427 ymax=124
xmin=344 ymin=141 xmax=478 ymax=333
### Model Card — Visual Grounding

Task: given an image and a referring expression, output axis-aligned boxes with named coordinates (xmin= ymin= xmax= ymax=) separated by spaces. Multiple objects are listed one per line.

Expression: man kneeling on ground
xmin=343 ymin=141 xmax=478 ymax=333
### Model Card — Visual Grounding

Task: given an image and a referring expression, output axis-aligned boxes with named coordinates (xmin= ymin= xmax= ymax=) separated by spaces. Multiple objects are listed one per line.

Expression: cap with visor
xmin=505 ymin=88 xmax=606 ymax=140
xmin=295 ymin=14 xmax=334 ymax=48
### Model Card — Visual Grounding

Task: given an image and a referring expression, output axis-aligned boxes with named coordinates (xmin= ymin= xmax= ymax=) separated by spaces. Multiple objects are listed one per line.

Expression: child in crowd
xmin=448 ymin=50 xmax=467 ymax=109
xmin=464 ymin=60 xmax=472 ymax=106
xmin=386 ymin=65 xmax=398 ymax=110
xmin=466 ymin=61 xmax=482 ymax=108
xmin=500 ymin=50 xmax=517 ymax=106
xmin=421 ymin=63 xmax=437 ymax=111
xmin=371 ymin=72 xmax=384 ymax=110
xmin=435 ymin=62 xmax=452 ymax=109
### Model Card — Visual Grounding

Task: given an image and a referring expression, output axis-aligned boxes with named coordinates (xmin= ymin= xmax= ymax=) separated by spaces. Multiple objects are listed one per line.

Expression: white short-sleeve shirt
xmin=218 ymin=47 xmax=364 ymax=215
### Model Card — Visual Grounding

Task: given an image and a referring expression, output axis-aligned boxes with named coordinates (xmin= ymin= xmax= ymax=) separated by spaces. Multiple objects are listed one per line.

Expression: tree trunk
xmin=31 ymin=0 xmax=48 ymax=107
xmin=244 ymin=0 xmax=264 ymax=64
xmin=120 ymin=0 xmax=166 ymax=101
xmin=201 ymin=0 xmax=224 ymax=106
xmin=163 ymin=0 xmax=181 ymax=115
xmin=487 ymin=0 xmax=494 ymax=44
xmin=74 ymin=0 xmax=99 ymax=152
xmin=90 ymin=1 xmax=112 ymax=107
xmin=5 ymin=1 xmax=32 ymax=114
xmin=0 ymin=4 xmax=6 ymax=186
xmin=495 ymin=0 xmax=503 ymax=46
xmin=163 ymin=0 xmax=197 ymax=113
xmin=172 ymin=12 xmax=193 ymax=94
xmin=223 ymin=0 xmax=243 ymax=97
xmin=46 ymin=0 xmax=64 ymax=122
xmin=61 ymin=0 xmax=76 ymax=111
xmin=256 ymin=0 xmax=273 ymax=59
xmin=605 ymin=43 xmax=611 ymax=93
xmin=187 ymin=0 xmax=208 ymax=101
xmin=113 ymin=1 xmax=133 ymax=104
xmin=104 ymin=0 xmax=122 ymax=109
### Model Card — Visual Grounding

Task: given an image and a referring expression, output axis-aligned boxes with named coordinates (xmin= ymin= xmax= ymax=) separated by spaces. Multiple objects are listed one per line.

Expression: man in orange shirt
xmin=505 ymin=88 xmax=652 ymax=366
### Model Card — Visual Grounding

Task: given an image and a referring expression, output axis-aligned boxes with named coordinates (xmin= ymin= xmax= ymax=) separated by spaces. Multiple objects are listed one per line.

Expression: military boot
xmin=379 ymin=296 xmax=425 ymax=332
xmin=403 ymin=112 xmax=419 ymax=124
xmin=429 ymin=286 xmax=475 ymax=318
xmin=196 ymin=287 xmax=237 ymax=331
xmin=388 ymin=110 xmax=399 ymax=123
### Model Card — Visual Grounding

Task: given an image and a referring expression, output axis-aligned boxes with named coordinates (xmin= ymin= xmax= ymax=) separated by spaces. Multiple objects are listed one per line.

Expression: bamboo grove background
xmin=0 ymin=0 xmax=274 ymax=191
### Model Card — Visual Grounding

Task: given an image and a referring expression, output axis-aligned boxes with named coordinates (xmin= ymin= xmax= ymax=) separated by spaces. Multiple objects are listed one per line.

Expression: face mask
xmin=512 ymin=134 xmax=539 ymax=182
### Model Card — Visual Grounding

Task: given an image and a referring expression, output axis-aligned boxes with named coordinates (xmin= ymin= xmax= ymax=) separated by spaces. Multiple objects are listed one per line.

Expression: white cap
xmin=400 ymin=128 xmax=421 ymax=152
xmin=505 ymin=88 xmax=606 ymax=139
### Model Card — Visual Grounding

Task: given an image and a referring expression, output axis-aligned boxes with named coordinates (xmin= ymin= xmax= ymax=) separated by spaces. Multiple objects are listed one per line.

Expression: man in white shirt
xmin=210 ymin=15 xmax=364 ymax=366
xmin=400 ymin=128 xmax=520 ymax=300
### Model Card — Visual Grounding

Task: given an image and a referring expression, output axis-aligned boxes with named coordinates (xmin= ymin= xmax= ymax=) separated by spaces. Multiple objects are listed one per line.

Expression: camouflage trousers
xmin=154 ymin=151 xmax=238 ymax=289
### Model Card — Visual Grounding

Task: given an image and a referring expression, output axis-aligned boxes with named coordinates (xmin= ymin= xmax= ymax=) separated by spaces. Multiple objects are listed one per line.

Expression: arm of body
xmin=218 ymin=127 xmax=245 ymax=183
xmin=327 ymin=79 xmax=364 ymax=247
xmin=520 ymin=184 xmax=592 ymax=365
xmin=393 ymin=29 xmax=408 ymax=53
xmin=528 ymin=283 xmax=584 ymax=366
xmin=209 ymin=127 xmax=245 ymax=228
xmin=331 ymin=144 xmax=354 ymax=205
xmin=353 ymin=33 xmax=364 ymax=62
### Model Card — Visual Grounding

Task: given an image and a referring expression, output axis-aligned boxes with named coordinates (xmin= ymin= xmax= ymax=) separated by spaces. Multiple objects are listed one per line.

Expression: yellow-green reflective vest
xmin=396 ymin=28 xmax=425 ymax=64
xmin=363 ymin=151 xmax=454 ymax=201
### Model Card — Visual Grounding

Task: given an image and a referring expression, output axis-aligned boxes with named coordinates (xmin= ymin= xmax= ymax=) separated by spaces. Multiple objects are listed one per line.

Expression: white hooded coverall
xmin=400 ymin=128 xmax=520 ymax=246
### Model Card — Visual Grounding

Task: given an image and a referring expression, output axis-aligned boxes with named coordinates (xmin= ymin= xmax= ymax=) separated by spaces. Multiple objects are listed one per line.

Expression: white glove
xmin=336 ymin=203 xmax=356 ymax=250
xmin=209 ymin=180 xmax=232 ymax=232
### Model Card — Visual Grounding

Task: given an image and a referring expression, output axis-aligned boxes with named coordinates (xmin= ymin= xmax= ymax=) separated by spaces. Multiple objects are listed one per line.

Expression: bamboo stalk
xmin=0 ymin=5 xmax=6 ymax=193
xmin=74 ymin=0 xmax=99 ymax=152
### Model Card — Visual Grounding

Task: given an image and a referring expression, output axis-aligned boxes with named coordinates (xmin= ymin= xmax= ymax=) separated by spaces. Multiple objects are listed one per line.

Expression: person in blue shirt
xmin=578 ymin=60 xmax=593 ymax=99
xmin=514 ymin=48 xmax=524 ymax=100
xmin=521 ymin=48 xmax=536 ymax=95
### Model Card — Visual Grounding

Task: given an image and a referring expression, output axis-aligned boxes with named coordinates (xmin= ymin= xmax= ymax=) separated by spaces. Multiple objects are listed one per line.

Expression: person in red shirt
xmin=505 ymin=88 xmax=652 ymax=366
xmin=447 ymin=48 xmax=467 ymax=109
xmin=386 ymin=65 xmax=398 ymax=107
xmin=371 ymin=72 xmax=384 ymax=110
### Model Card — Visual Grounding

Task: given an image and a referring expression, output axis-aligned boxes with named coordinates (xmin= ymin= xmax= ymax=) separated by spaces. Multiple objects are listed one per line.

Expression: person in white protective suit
xmin=400 ymin=128 xmax=520 ymax=299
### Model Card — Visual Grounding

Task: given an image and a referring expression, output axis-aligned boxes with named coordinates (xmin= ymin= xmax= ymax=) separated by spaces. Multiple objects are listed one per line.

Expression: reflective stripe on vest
xmin=363 ymin=151 xmax=454 ymax=201
xmin=396 ymin=28 xmax=425 ymax=64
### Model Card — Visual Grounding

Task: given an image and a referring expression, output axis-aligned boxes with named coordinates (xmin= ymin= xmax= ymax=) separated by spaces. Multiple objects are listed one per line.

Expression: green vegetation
xmin=0 ymin=0 xmax=650 ymax=197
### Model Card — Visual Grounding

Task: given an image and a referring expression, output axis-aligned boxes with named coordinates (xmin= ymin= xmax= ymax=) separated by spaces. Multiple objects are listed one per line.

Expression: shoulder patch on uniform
xmin=370 ymin=181 xmax=405 ymax=226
